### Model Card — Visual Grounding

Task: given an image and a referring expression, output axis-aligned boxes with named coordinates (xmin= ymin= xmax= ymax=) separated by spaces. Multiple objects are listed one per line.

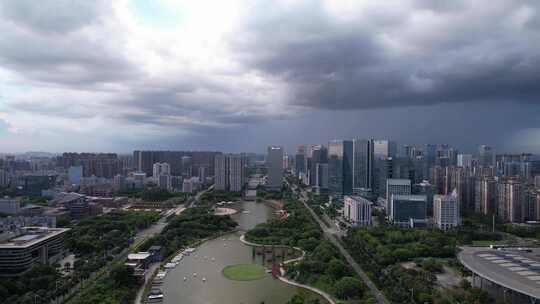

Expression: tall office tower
xmin=373 ymin=140 xmax=397 ymax=159
xmin=315 ymin=163 xmax=329 ymax=195
xmin=352 ymin=139 xmax=374 ymax=193
xmin=308 ymin=145 xmax=328 ymax=186
xmin=457 ymin=154 xmax=473 ymax=168
xmin=198 ymin=166 xmax=208 ymax=184
xmin=497 ymin=178 xmax=525 ymax=223
xmin=228 ymin=154 xmax=246 ymax=192
xmin=525 ymin=189 xmax=540 ymax=221
xmin=411 ymin=156 xmax=426 ymax=183
xmin=430 ymin=166 xmax=445 ymax=194
xmin=392 ymin=158 xmax=415 ymax=181
xmin=374 ymin=157 xmax=393 ymax=197
xmin=478 ymin=145 xmax=494 ymax=167
xmin=328 ymin=140 xmax=353 ymax=197
xmin=295 ymin=145 xmax=306 ymax=179
xmin=412 ymin=180 xmax=434 ymax=215
xmin=386 ymin=178 xmax=412 ymax=214
xmin=181 ymin=156 xmax=193 ymax=177
xmin=535 ymin=175 xmax=540 ymax=188
xmin=0 ymin=169 xmax=9 ymax=187
xmin=153 ymin=162 xmax=171 ymax=177
xmin=448 ymin=148 xmax=458 ymax=166
xmin=474 ymin=176 xmax=497 ymax=215
xmin=434 ymin=190 xmax=460 ymax=230
xmin=214 ymin=154 xmax=227 ymax=191
xmin=424 ymin=144 xmax=437 ymax=171
xmin=390 ymin=194 xmax=427 ymax=227
xmin=214 ymin=154 xmax=247 ymax=192
xmin=344 ymin=196 xmax=372 ymax=227
xmin=266 ymin=146 xmax=284 ymax=191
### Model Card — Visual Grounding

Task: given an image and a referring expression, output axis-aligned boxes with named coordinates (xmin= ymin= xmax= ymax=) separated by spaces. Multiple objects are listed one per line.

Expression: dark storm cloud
xmin=0 ymin=1 xmax=142 ymax=86
xmin=232 ymin=0 xmax=540 ymax=110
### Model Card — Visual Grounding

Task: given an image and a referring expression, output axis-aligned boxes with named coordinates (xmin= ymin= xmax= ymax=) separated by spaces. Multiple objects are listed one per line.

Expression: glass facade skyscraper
xmin=328 ymin=140 xmax=353 ymax=197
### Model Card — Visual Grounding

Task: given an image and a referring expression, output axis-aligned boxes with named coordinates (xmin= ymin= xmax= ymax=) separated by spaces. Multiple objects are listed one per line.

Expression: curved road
xmin=289 ymin=183 xmax=390 ymax=304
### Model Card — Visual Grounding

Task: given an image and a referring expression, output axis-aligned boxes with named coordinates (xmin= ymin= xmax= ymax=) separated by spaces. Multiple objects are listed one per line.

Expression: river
xmin=161 ymin=200 xmax=324 ymax=304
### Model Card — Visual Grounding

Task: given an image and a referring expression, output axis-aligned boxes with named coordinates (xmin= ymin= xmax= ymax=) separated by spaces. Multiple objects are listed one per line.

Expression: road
xmin=289 ymin=182 xmax=390 ymax=304
xmin=134 ymin=187 xmax=211 ymax=304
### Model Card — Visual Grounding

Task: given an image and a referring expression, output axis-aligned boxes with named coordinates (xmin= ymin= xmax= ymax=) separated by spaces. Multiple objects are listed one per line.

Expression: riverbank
xmin=239 ymin=234 xmax=335 ymax=304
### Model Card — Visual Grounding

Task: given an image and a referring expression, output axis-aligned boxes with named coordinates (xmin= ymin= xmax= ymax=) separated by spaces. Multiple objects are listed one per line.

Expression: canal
xmin=161 ymin=200 xmax=325 ymax=304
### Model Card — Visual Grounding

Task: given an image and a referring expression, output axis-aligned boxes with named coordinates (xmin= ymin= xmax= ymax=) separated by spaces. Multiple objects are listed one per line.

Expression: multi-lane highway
xmin=288 ymin=181 xmax=390 ymax=304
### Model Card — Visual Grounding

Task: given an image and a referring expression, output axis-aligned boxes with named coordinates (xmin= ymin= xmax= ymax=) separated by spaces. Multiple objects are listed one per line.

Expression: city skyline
xmin=0 ymin=1 xmax=539 ymax=153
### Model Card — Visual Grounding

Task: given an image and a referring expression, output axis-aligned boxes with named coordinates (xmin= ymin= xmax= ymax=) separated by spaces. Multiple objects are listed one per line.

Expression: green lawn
xmin=222 ymin=264 xmax=267 ymax=281
xmin=472 ymin=240 xmax=505 ymax=246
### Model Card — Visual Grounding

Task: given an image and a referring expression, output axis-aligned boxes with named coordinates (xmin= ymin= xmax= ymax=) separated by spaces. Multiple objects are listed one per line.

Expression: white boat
xmin=193 ymin=272 xmax=197 ymax=277
xmin=202 ymin=277 xmax=206 ymax=282
xmin=183 ymin=277 xmax=187 ymax=281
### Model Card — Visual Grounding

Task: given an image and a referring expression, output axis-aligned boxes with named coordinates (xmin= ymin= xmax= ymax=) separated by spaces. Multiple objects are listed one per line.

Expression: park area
xmin=222 ymin=264 xmax=267 ymax=281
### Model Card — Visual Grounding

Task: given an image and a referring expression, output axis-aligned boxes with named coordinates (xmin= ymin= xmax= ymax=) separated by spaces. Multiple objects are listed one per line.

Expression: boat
xmin=202 ymin=277 xmax=206 ymax=282
xmin=147 ymin=288 xmax=164 ymax=302
xmin=183 ymin=276 xmax=187 ymax=281
xmin=193 ymin=272 xmax=197 ymax=277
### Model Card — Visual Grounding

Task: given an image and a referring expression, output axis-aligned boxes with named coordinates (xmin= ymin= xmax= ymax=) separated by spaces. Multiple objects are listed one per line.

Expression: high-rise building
xmin=535 ymin=175 xmax=540 ymax=188
xmin=475 ymin=176 xmax=497 ymax=215
xmin=497 ymin=178 xmax=525 ymax=223
xmin=266 ymin=146 xmax=284 ymax=191
xmin=214 ymin=154 xmax=247 ymax=192
xmin=57 ymin=153 xmax=120 ymax=178
xmin=412 ymin=180 xmax=434 ymax=215
xmin=295 ymin=145 xmax=306 ymax=180
xmin=328 ymin=140 xmax=353 ymax=197
xmin=134 ymin=151 xmax=221 ymax=177
xmin=343 ymin=196 xmax=372 ymax=227
xmin=308 ymin=145 xmax=327 ymax=186
xmin=68 ymin=166 xmax=83 ymax=186
xmin=457 ymin=154 xmax=473 ymax=168
xmin=386 ymin=178 xmax=411 ymax=214
xmin=478 ymin=145 xmax=494 ymax=167
xmin=373 ymin=140 xmax=397 ymax=159
xmin=390 ymin=194 xmax=427 ymax=227
xmin=0 ymin=169 xmax=10 ymax=187
xmin=153 ymin=163 xmax=171 ymax=178
xmin=352 ymin=139 xmax=374 ymax=193
xmin=525 ymin=189 xmax=540 ymax=221
xmin=181 ymin=156 xmax=193 ymax=177
xmin=314 ymin=163 xmax=329 ymax=194
xmin=158 ymin=174 xmax=172 ymax=190
xmin=434 ymin=190 xmax=460 ymax=230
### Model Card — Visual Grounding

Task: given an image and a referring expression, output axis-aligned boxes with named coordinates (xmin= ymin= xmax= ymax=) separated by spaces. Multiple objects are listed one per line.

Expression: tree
xmin=110 ymin=264 xmax=136 ymax=287
xmin=286 ymin=295 xmax=305 ymax=304
xmin=326 ymin=258 xmax=348 ymax=280
xmin=334 ymin=276 xmax=364 ymax=299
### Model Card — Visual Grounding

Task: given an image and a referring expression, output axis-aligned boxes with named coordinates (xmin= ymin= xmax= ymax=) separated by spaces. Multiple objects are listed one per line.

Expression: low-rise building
xmin=0 ymin=198 xmax=21 ymax=215
xmin=433 ymin=190 xmax=460 ymax=230
xmin=343 ymin=196 xmax=372 ymax=227
xmin=390 ymin=194 xmax=427 ymax=228
xmin=0 ymin=227 xmax=69 ymax=276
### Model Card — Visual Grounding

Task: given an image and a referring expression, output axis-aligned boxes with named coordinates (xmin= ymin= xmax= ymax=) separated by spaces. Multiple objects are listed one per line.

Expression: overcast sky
xmin=0 ymin=0 xmax=539 ymax=154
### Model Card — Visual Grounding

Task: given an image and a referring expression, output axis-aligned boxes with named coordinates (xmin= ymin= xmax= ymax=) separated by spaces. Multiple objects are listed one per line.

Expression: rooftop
xmin=459 ymin=246 xmax=540 ymax=300
xmin=128 ymin=252 xmax=152 ymax=260
xmin=392 ymin=194 xmax=427 ymax=201
xmin=0 ymin=227 xmax=70 ymax=249
xmin=387 ymin=179 xmax=411 ymax=185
